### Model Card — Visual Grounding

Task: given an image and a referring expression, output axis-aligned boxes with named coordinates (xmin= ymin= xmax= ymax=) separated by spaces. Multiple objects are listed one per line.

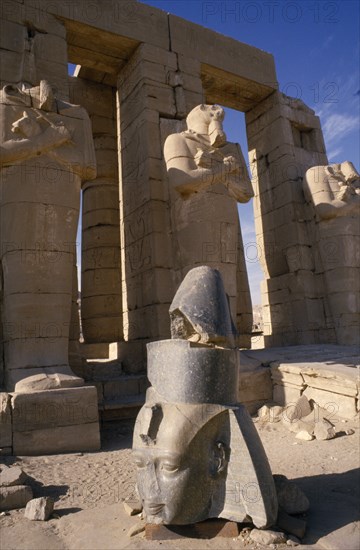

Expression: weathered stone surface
xmin=250 ymin=528 xmax=287 ymax=545
xmin=1 ymin=78 xmax=96 ymax=392
xmin=283 ymin=395 xmax=312 ymax=423
xmin=0 ymin=466 xmax=26 ymax=487
xmin=169 ymin=266 xmax=237 ymax=348
xmin=13 ymin=422 xmax=101 ymax=456
xmin=24 ymin=497 xmax=54 ymax=521
xmin=147 ymin=339 xmax=239 ymax=405
xmin=164 ymin=106 xmax=253 ymax=343
xmin=0 ymin=485 xmax=33 ymax=511
xmin=133 ymin=267 xmax=277 ymax=529
xmin=0 ymin=393 xmax=12 ymax=448
xmin=123 ymin=501 xmax=142 ymax=517
xmin=314 ymin=418 xmax=336 ymax=441
xmin=295 ymin=431 xmax=314 ymax=441
xmin=11 ymin=387 xmax=99 ymax=432
xmin=304 ymin=386 xmax=357 ymax=420
xmin=273 ymin=475 xmax=310 ymax=514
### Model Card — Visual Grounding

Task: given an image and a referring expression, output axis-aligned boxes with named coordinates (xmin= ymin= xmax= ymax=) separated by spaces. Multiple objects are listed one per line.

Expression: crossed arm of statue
xmin=305 ymin=161 xmax=360 ymax=220
xmin=164 ymin=105 xmax=253 ymax=202
xmin=0 ymin=110 xmax=71 ymax=166
xmin=0 ymin=102 xmax=96 ymax=180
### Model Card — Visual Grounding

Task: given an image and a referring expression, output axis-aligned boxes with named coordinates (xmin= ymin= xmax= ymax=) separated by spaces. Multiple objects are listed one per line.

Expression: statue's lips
xmin=144 ymin=502 xmax=165 ymax=515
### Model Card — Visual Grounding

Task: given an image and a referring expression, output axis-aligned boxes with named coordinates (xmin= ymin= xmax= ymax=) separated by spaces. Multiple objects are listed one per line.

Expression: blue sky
xmin=71 ymin=0 xmax=359 ymax=304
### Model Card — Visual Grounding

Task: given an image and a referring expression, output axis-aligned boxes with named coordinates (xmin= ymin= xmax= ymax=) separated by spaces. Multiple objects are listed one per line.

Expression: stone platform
xmin=0 ymin=386 xmax=101 ymax=456
xmin=240 ymin=344 xmax=360 ymax=419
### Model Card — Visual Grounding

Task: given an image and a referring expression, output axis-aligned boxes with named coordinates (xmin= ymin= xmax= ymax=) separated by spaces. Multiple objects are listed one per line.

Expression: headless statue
xmin=164 ymin=105 xmax=254 ymax=346
xmin=0 ymin=80 xmax=96 ymax=391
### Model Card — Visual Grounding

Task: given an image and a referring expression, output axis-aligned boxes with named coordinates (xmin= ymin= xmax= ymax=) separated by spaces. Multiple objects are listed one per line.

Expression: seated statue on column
xmin=0 ymin=80 xmax=96 ymax=391
xmin=133 ymin=266 xmax=278 ymax=527
xmin=304 ymin=161 xmax=360 ymax=345
xmin=164 ymin=104 xmax=254 ymax=347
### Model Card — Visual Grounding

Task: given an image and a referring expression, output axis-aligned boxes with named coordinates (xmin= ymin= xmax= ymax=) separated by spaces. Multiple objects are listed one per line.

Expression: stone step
xmin=100 ymin=394 xmax=146 ymax=421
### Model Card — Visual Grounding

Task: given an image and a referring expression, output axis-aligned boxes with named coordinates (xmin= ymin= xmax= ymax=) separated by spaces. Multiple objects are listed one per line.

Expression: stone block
xmin=69 ymin=77 xmax=115 ymax=118
xmin=90 ymin=115 xmax=116 ymax=136
xmin=1 ymin=4 xmax=67 ymax=38
xmin=169 ymin=15 xmax=276 ymax=87
xmin=103 ymin=376 xmax=141 ymax=399
xmin=0 ymin=485 xmax=33 ymax=511
xmin=0 ymin=19 xmax=27 ymax=53
xmin=82 ymin=317 xmax=123 ymax=344
xmin=24 ymin=497 xmax=54 ymax=521
xmin=11 ymin=386 xmax=99 ymax=432
xmin=238 ymin=368 xmax=273 ymax=403
xmin=273 ymin=384 xmax=303 ymax=406
xmin=0 ymin=466 xmax=25 ymax=487
xmin=303 ymin=386 xmax=357 ymax=420
xmin=13 ymin=422 xmax=101 ymax=455
xmin=0 ymin=393 xmax=12 ymax=448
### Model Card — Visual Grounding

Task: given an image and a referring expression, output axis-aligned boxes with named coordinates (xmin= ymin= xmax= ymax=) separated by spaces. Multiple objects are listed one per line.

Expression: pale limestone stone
xmin=24 ymin=497 xmax=54 ymax=521
xmin=0 ymin=80 xmax=96 ymax=392
xmin=163 ymin=105 xmax=253 ymax=345
xmin=304 ymin=162 xmax=360 ymax=345
xmin=295 ymin=431 xmax=314 ymax=441
xmin=304 ymin=386 xmax=357 ymax=420
xmin=283 ymin=395 xmax=312 ymax=423
xmin=123 ymin=501 xmax=142 ymax=517
xmin=250 ymin=529 xmax=287 ymax=545
xmin=0 ymin=466 xmax=26 ymax=487
xmin=0 ymin=485 xmax=33 ymax=511
xmin=314 ymin=418 xmax=336 ymax=441
xmin=0 ymin=393 xmax=12 ymax=448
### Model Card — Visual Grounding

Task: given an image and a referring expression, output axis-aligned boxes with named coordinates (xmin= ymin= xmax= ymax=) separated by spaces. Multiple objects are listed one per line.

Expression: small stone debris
xmin=314 ymin=418 xmax=336 ymax=441
xmin=274 ymin=474 xmax=310 ymax=514
xmin=345 ymin=428 xmax=355 ymax=435
xmin=295 ymin=430 xmax=314 ymax=441
xmin=250 ymin=528 xmax=287 ymax=545
xmin=0 ymin=485 xmax=33 ymax=511
xmin=0 ymin=466 xmax=26 ymax=487
xmin=287 ymin=534 xmax=301 ymax=546
xmin=24 ymin=497 xmax=54 ymax=521
xmin=127 ymin=522 xmax=145 ymax=537
xmin=286 ymin=395 xmax=312 ymax=423
xmin=123 ymin=501 xmax=142 ymax=516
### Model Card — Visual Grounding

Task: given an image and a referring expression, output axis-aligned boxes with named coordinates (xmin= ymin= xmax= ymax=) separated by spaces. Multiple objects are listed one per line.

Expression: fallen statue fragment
xmin=133 ymin=266 xmax=278 ymax=527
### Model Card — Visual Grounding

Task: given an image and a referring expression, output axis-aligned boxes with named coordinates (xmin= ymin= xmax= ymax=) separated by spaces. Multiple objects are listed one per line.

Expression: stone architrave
xmin=133 ymin=266 xmax=278 ymax=528
xmin=0 ymin=80 xmax=96 ymax=391
xmin=304 ymin=161 xmax=360 ymax=345
xmin=164 ymin=105 xmax=254 ymax=347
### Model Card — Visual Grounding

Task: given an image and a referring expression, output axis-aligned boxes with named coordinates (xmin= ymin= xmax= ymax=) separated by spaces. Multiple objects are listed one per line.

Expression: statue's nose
xmin=142 ymin=462 xmax=161 ymax=497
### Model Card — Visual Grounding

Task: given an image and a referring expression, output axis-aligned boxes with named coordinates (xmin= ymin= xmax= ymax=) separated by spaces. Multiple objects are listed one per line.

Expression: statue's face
xmin=133 ymin=404 xmax=229 ymax=524
xmin=133 ymin=444 xmax=214 ymax=524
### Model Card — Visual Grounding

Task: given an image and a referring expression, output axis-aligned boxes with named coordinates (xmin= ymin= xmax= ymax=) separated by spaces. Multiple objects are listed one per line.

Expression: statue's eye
xmin=133 ymin=455 xmax=146 ymax=469
xmin=161 ymin=462 xmax=179 ymax=473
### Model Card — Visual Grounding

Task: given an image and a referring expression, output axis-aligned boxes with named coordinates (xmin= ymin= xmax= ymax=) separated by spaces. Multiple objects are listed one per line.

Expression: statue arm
xmin=0 ymin=124 xmax=70 ymax=167
xmin=305 ymin=166 xmax=360 ymax=220
xmin=164 ymin=134 xmax=235 ymax=197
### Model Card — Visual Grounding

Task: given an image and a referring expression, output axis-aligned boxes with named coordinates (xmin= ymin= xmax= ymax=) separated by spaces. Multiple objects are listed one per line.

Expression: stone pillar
xmin=246 ymin=91 xmax=333 ymax=346
xmin=116 ymin=44 xmax=180 ymax=372
xmin=69 ymin=77 xmax=122 ymax=344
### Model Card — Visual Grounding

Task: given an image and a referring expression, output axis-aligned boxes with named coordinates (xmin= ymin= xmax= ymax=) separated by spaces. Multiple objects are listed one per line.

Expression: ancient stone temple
xmin=0 ymin=0 xmax=359 ymax=453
